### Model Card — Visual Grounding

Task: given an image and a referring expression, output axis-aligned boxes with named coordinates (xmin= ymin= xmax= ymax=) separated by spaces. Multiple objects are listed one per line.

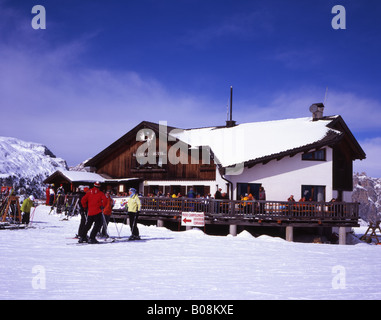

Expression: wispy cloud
xmin=1 ymin=1 xmax=380 ymax=175
xmin=181 ymin=9 xmax=274 ymax=48
xmin=270 ymin=48 xmax=324 ymax=69
xmin=0 ymin=10 xmax=224 ymax=165
xmin=2 ymin=21 xmax=380 ymax=167
xmin=354 ymin=137 xmax=381 ymax=178
xmin=234 ymin=87 xmax=381 ymax=133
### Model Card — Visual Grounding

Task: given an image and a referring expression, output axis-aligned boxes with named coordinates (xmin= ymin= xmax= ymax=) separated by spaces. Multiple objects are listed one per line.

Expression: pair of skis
xmin=48 ymin=194 xmax=61 ymax=215
xmin=61 ymin=197 xmax=80 ymax=221
xmin=67 ymin=236 xmax=145 ymax=246
xmin=0 ymin=188 xmax=14 ymax=221
xmin=68 ymin=207 xmax=140 ymax=245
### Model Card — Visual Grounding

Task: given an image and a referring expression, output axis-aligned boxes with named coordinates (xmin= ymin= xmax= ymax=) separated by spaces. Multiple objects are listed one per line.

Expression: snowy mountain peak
xmin=0 ymin=136 xmax=68 ymax=197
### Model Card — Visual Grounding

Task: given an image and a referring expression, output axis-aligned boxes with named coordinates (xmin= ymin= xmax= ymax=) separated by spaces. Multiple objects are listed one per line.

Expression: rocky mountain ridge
xmin=0 ymin=136 xmax=68 ymax=198
xmin=352 ymin=172 xmax=381 ymax=222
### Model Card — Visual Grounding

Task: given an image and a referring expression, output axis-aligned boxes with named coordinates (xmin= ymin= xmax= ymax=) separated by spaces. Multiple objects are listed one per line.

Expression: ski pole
xmin=101 ymin=212 xmax=109 ymax=238
xmin=29 ymin=206 xmax=37 ymax=227
xmin=113 ymin=213 xmax=127 ymax=238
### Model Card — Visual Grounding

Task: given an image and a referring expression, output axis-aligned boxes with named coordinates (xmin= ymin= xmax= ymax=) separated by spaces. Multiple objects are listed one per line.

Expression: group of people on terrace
xmin=144 ymin=188 xmax=222 ymax=200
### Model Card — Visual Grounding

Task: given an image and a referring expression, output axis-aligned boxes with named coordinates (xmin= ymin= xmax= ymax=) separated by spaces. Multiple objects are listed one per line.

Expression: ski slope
xmin=1 ymin=205 xmax=381 ymax=300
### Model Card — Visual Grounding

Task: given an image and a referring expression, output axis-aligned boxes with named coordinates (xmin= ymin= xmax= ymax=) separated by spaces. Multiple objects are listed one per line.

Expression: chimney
xmin=226 ymin=86 xmax=237 ymax=127
xmin=309 ymin=103 xmax=325 ymax=121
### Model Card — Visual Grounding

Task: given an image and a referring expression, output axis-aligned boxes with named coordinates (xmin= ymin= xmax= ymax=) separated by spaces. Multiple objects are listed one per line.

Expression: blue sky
xmin=0 ymin=0 xmax=380 ymax=177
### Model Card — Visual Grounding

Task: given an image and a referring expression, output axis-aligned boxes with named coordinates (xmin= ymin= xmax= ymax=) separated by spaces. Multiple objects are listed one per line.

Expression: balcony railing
xmin=123 ymin=197 xmax=360 ymax=225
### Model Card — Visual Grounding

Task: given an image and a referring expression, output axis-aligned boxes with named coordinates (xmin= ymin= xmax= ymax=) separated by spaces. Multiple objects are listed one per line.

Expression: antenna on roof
xmin=226 ymin=95 xmax=230 ymax=121
xmin=323 ymin=87 xmax=329 ymax=104
xmin=230 ymin=86 xmax=233 ymax=122
xmin=226 ymin=86 xmax=236 ymax=127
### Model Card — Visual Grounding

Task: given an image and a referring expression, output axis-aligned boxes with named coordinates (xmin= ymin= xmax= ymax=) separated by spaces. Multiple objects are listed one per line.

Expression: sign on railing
xmin=181 ymin=212 xmax=205 ymax=227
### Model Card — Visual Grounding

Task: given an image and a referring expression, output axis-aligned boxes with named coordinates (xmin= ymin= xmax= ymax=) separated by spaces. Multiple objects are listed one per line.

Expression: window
xmin=236 ymin=183 xmax=261 ymax=200
xmin=301 ymin=185 xmax=326 ymax=202
xmin=302 ymin=149 xmax=326 ymax=161
xmin=132 ymin=152 xmax=167 ymax=171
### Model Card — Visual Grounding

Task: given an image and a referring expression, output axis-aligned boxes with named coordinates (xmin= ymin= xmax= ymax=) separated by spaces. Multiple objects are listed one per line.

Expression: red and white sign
xmin=181 ymin=212 xmax=205 ymax=227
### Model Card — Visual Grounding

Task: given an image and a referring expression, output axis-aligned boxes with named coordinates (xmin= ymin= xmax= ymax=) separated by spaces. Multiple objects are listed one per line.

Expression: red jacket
xmin=81 ymin=187 xmax=107 ymax=216
xmin=103 ymin=196 xmax=113 ymax=216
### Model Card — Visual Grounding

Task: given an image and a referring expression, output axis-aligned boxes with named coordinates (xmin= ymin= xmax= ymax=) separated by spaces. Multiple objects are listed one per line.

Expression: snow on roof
xmin=58 ymin=170 xmax=107 ymax=183
xmin=56 ymin=170 xmax=140 ymax=183
xmin=170 ymin=117 xmax=340 ymax=167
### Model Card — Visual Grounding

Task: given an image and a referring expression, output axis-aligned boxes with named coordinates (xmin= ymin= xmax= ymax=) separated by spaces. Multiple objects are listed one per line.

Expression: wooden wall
xmin=95 ymin=136 xmax=216 ymax=181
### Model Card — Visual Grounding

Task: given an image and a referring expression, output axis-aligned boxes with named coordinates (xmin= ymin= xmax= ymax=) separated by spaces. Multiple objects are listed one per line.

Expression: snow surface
xmin=1 ymin=205 xmax=381 ymax=300
xmin=171 ymin=117 xmax=339 ymax=167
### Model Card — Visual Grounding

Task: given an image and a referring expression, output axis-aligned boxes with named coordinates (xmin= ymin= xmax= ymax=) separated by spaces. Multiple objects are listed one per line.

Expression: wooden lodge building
xmin=82 ymin=103 xmax=365 ymax=202
xmin=45 ymin=103 xmax=366 ymax=243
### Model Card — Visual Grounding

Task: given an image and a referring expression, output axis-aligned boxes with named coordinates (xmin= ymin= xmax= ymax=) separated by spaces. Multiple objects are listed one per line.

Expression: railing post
xmin=229 ymin=224 xmax=237 ymax=236
xmin=286 ymin=226 xmax=293 ymax=242
xmin=339 ymin=226 xmax=347 ymax=245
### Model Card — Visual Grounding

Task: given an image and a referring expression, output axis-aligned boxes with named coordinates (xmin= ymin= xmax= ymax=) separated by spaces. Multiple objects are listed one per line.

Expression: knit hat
xmin=94 ymin=182 xmax=101 ymax=188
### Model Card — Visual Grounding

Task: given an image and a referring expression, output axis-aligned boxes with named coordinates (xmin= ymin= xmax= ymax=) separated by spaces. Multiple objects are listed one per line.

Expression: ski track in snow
xmin=1 ymin=206 xmax=381 ymax=300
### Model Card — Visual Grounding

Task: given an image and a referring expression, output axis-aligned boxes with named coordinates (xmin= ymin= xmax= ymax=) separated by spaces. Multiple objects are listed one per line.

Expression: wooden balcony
xmin=113 ymin=197 xmax=360 ymax=228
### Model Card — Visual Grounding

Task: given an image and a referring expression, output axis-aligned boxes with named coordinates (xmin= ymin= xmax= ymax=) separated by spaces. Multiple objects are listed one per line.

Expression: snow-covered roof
xmin=170 ymin=117 xmax=342 ymax=167
xmin=86 ymin=115 xmax=364 ymax=171
xmin=44 ymin=170 xmax=140 ymax=184
xmin=57 ymin=170 xmax=107 ymax=183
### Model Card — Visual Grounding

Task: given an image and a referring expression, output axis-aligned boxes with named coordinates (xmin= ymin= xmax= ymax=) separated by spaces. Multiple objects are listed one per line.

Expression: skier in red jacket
xmin=79 ymin=182 xmax=107 ymax=244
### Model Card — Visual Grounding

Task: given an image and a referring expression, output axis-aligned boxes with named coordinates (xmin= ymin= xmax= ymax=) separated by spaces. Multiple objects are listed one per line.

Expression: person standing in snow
xmin=49 ymin=186 xmax=55 ymax=206
xmin=21 ymin=195 xmax=35 ymax=224
xmin=79 ymin=182 xmax=107 ymax=244
xmin=127 ymin=187 xmax=141 ymax=241
xmin=56 ymin=184 xmax=65 ymax=213
xmin=100 ymin=191 xmax=113 ymax=237
xmin=75 ymin=186 xmax=87 ymax=239
xmin=45 ymin=186 xmax=50 ymax=205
